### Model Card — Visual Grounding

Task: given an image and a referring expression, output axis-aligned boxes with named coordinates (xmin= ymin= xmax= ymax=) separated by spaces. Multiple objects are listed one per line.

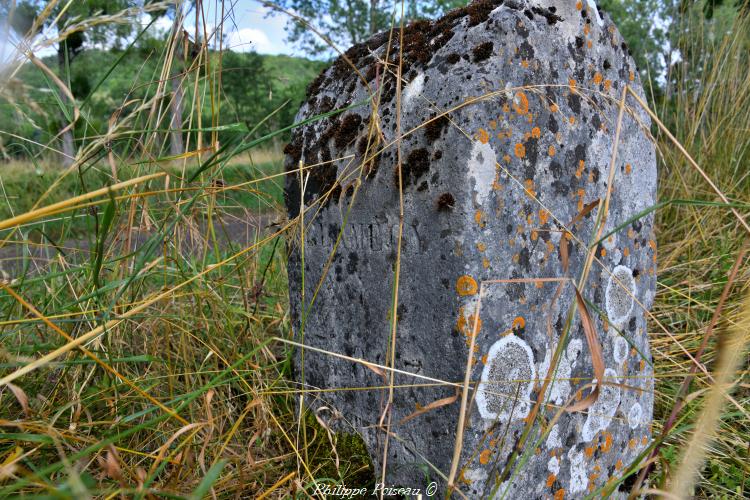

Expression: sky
xmin=0 ymin=0 xmax=302 ymax=68
xmin=194 ymin=1 xmax=299 ymax=56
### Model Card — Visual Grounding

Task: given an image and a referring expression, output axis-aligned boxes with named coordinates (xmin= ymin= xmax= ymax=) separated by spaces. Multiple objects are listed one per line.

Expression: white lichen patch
xmin=586 ymin=0 xmax=604 ymax=26
xmin=537 ymin=338 xmax=583 ymax=406
xmin=605 ymin=265 xmax=636 ymax=326
xmin=568 ymin=447 xmax=587 ymax=495
xmin=467 ymin=141 xmax=496 ymax=207
xmin=628 ymin=402 xmax=643 ymax=429
xmin=402 ymin=72 xmax=424 ymax=107
xmin=582 ymin=368 xmax=622 ymax=442
xmin=613 ymin=336 xmax=629 ymax=364
xmin=546 ymin=424 xmax=562 ymax=450
xmin=548 ymin=455 xmax=560 ymax=475
xmin=476 ymin=335 xmax=535 ymax=421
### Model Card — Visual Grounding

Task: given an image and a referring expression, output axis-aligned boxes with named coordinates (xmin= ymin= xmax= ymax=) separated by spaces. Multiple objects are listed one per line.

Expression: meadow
xmin=0 ymin=1 xmax=748 ymax=498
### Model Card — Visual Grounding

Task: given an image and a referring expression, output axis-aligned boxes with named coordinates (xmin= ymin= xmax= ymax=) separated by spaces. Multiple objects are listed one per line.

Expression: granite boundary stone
xmin=284 ymin=0 xmax=657 ymax=496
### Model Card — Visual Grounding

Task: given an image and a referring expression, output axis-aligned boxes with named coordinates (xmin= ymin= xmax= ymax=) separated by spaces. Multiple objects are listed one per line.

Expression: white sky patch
xmin=226 ymin=27 xmax=272 ymax=52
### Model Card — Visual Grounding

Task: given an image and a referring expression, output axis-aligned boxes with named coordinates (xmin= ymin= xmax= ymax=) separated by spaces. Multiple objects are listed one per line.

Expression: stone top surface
xmin=284 ymin=0 xmax=657 ymax=497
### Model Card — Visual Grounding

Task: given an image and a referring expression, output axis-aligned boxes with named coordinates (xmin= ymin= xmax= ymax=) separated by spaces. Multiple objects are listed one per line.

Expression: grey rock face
xmin=284 ymin=0 xmax=657 ymax=496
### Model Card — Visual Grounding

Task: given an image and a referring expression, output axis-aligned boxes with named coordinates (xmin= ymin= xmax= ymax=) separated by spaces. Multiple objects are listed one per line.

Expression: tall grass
xmin=644 ymin=8 xmax=750 ymax=497
xmin=0 ymin=1 xmax=747 ymax=498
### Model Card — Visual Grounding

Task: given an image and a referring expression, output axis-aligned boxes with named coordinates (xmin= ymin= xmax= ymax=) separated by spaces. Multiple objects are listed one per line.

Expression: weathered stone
xmin=284 ymin=0 xmax=657 ymax=496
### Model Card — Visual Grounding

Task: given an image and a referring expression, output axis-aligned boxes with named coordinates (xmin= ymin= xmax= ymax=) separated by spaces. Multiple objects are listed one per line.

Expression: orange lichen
xmin=475 ymin=209 xmax=486 ymax=227
xmin=481 ymin=353 xmax=488 ymax=365
xmin=548 ymin=144 xmax=556 ymax=157
xmin=600 ymin=432 xmax=613 ymax=453
xmin=546 ymin=473 xmax=557 ymax=488
xmin=593 ymin=72 xmax=603 ymax=85
xmin=539 ymin=209 xmax=550 ymax=224
xmin=569 ymin=78 xmax=577 ymax=93
xmin=642 ymin=436 xmax=649 ymax=445
xmin=477 ymin=128 xmax=490 ymax=144
xmin=623 ymin=247 xmax=630 ymax=257
xmin=628 ymin=438 xmax=637 ymax=450
xmin=514 ymin=91 xmax=529 ymax=115
xmin=477 ymin=242 xmax=487 ymax=252
xmin=584 ymin=446 xmax=595 ymax=458
xmin=604 ymin=79 xmax=612 ymax=91
xmin=615 ymin=459 xmax=623 ymax=470
xmin=531 ymin=126 xmax=541 ymax=138
xmin=569 ymin=116 xmax=576 ymax=125
xmin=515 ymin=142 xmax=526 ymax=158
xmin=550 ymin=103 xmax=559 ymax=113
xmin=479 ymin=449 xmax=491 ymax=465
xmin=482 ymin=257 xmax=490 ymax=269
xmin=456 ymin=306 xmax=467 ymax=329
xmin=600 ymin=248 xmax=607 ymax=257
xmin=554 ymin=489 xmax=565 ymax=500
xmin=589 ymin=472 xmax=600 ymax=488
xmin=456 ymin=275 xmax=478 ymax=296
xmin=625 ymin=163 xmax=632 ymax=174
xmin=629 ymin=70 xmax=635 ymax=82
xmin=524 ymin=179 xmax=536 ymax=197
xmin=512 ymin=316 xmax=526 ymax=330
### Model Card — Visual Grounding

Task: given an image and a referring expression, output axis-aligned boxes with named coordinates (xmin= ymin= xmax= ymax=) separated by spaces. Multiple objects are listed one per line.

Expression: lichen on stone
xmin=606 ymin=265 xmax=636 ymax=326
xmin=582 ymin=368 xmax=622 ymax=442
xmin=476 ymin=334 xmax=536 ymax=421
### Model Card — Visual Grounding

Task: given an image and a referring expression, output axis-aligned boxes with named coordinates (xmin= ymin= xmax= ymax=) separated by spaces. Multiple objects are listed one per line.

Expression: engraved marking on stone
xmin=306 ymin=222 xmax=426 ymax=253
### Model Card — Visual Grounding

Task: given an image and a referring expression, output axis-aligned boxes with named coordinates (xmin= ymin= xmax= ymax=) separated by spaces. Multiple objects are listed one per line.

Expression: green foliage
xmin=0 ymin=47 xmax=323 ymax=159
xmin=273 ymin=0 xmax=466 ymax=55
xmin=220 ymin=51 xmax=326 ymax=138
xmin=598 ymin=0 xmax=668 ymax=87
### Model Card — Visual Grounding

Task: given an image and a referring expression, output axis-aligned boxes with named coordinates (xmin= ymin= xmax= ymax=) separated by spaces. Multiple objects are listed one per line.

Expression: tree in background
xmin=273 ymin=0 xmax=465 ymax=55
xmin=1 ymin=0 xmax=144 ymax=165
xmin=220 ymin=49 xmax=324 ymax=144
xmin=598 ymin=0 xmax=668 ymax=92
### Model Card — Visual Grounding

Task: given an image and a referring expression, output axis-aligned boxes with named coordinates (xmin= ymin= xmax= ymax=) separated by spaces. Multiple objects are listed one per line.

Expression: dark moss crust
xmin=283 ymin=0 xmax=625 ymax=218
xmin=284 ymin=0 xmax=517 ymax=217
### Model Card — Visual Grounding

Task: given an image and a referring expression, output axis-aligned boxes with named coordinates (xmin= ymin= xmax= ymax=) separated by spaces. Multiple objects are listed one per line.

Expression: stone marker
xmin=284 ymin=0 xmax=657 ymax=496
